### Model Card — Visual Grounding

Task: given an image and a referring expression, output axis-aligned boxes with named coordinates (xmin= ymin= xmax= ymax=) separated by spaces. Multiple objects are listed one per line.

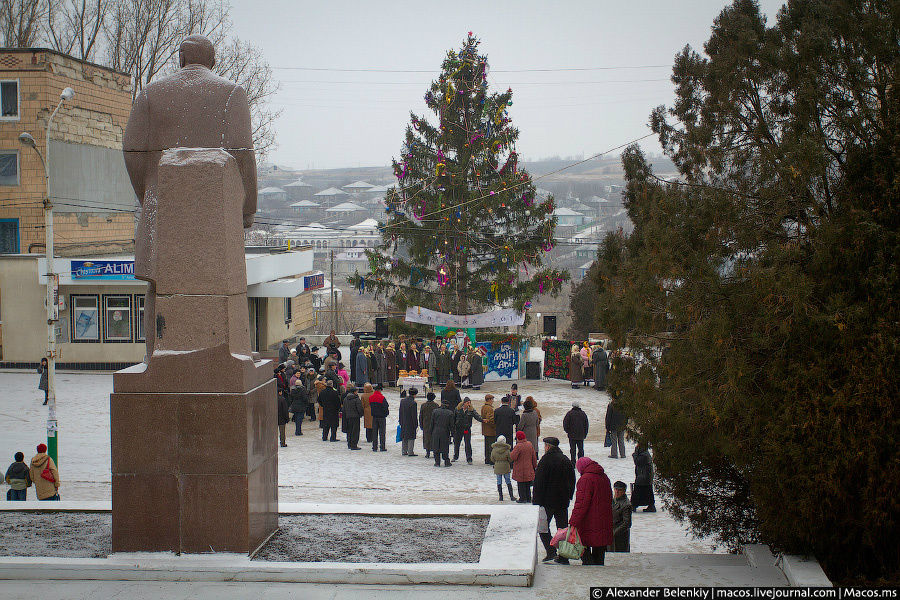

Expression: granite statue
xmin=112 ymin=34 xmax=276 ymax=555
xmin=123 ymin=34 xmax=258 ymax=358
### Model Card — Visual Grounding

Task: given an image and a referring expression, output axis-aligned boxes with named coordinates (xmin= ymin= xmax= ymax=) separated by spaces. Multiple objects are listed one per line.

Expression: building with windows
xmin=0 ymin=247 xmax=321 ymax=366
xmin=0 ymin=47 xmax=136 ymax=257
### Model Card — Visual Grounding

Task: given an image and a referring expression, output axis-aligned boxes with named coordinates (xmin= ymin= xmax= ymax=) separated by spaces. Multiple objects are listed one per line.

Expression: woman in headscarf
xmin=385 ymin=342 xmax=397 ymax=386
xmin=570 ymin=457 xmax=614 ymax=565
xmin=569 ymin=344 xmax=584 ymax=389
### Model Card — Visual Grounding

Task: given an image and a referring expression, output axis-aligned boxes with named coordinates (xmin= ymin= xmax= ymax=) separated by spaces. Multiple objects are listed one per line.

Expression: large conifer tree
xmin=350 ymin=34 xmax=568 ymax=314
xmin=593 ymin=0 xmax=899 ymax=584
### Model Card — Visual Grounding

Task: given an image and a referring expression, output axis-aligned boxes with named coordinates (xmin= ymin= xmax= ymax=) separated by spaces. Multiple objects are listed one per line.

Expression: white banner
xmin=404 ymin=306 xmax=525 ymax=328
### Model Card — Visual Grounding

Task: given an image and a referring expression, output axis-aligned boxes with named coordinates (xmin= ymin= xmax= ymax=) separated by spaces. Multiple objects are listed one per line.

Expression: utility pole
xmin=18 ymin=87 xmax=74 ymax=467
xmin=330 ymin=249 xmax=337 ymax=333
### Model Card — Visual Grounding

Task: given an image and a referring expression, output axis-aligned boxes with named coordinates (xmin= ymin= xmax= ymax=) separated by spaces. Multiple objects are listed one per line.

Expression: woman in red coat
xmin=569 ymin=456 xmax=614 ymax=565
xmin=510 ymin=431 xmax=537 ymax=503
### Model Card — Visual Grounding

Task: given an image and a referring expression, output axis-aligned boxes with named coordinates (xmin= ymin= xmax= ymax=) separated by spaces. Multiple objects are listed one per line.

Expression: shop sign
xmin=304 ymin=273 xmax=325 ymax=290
xmin=71 ymin=260 xmax=135 ymax=280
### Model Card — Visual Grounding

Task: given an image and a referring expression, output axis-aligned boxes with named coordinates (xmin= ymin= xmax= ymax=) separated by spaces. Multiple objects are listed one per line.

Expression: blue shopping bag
xmin=396 ymin=424 xmax=402 ymax=443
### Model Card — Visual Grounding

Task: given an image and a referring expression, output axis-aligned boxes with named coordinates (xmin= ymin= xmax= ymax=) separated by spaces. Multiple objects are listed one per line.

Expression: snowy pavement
xmin=0 ymin=370 xmax=718 ymax=554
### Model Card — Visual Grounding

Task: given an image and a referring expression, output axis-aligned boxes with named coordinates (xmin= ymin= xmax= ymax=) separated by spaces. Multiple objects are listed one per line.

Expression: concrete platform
xmin=0 ymin=553 xmax=792 ymax=600
xmin=0 ymin=503 xmax=538 ymax=587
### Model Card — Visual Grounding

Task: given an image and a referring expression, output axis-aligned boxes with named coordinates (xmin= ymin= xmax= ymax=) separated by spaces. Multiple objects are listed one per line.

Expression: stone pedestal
xmin=110 ymin=149 xmax=277 ymax=555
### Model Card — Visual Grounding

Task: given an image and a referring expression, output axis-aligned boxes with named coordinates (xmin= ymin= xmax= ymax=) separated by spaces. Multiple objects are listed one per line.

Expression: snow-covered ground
xmin=0 ymin=370 xmax=718 ymax=554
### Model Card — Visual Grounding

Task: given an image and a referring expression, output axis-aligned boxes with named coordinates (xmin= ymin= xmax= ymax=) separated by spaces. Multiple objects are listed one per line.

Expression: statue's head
xmin=179 ymin=35 xmax=215 ymax=69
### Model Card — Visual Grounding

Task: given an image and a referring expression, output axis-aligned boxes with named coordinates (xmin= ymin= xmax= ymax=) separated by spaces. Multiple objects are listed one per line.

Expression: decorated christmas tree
xmin=350 ymin=34 xmax=568 ymax=315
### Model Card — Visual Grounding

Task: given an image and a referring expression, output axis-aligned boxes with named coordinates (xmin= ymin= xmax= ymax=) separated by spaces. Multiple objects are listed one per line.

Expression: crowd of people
xmin=568 ymin=342 xmax=611 ymax=390
xmin=269 ymin=334 xmax=656 ymax=566
xmin=277 ymin=332 xmax=490 ymax=392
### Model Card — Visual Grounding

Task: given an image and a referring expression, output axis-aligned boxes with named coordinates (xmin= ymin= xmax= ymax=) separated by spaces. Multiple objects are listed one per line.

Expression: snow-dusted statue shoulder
xmin=123 ymin=34 xmax=257 ymax=359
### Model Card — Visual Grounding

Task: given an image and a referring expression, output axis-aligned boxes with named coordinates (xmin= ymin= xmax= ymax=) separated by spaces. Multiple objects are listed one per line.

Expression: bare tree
xmin=1 ymin=0 xmax=278 ymax=159
xmin=102 ymin=0 xmax=184 ymax=93
xmin=214 ymin=37 xmax=281 ymax=159
xmin=0 ymin=0 xmax=46 ymax=47
xmin=46 ymin=0 xmax=106 ymax=62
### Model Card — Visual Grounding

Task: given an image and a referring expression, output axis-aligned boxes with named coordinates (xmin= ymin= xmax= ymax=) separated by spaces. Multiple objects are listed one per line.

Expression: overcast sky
xmin=228 ymin=0 xmax=787 ymax=170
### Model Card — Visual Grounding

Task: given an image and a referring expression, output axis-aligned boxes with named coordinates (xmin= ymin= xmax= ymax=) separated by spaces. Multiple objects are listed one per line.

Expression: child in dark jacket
xmin=5 ymin=452 xmax=31 ymax=500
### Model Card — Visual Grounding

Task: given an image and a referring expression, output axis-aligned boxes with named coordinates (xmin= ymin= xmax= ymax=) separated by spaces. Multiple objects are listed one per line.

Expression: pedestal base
xmin=110 ymin=379 xmax=277 ymax=554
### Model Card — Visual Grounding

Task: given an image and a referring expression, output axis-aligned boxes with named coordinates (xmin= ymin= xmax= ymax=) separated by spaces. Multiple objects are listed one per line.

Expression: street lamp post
xmin=19 ymin=86 xmax=75 ymax=466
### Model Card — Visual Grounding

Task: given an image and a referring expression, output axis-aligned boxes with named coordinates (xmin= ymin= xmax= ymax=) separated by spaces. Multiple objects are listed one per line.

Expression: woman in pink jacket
xmin=510 ymin=431 xmax=537 ymax=503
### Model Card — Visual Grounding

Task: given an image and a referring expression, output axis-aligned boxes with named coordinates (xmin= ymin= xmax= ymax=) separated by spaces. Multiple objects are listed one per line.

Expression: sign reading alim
xmin=71 ymin=260 xmax=135 ymax=280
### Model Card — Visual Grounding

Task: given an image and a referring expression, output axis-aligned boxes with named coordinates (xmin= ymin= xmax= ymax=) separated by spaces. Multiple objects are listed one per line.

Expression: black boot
xmin=540 ymin=533 xmax=556 ymax=562
xmin=506 ymin=482 xmax=517 ymax=502
xmin=543 ymin=546 xmax=556 ymax=562
xmin=497 ymin=484 xmax=504 ymax=501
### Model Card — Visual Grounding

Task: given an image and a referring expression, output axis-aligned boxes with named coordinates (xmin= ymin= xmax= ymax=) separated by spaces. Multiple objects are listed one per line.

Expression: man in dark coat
xmin=290 ymin=381 xmax=308 ymax=436
xmin=309 ymin=347 xmax=322 ymax=373
xmin=278 ymin=340 xmax=291 ymax=364
xmin=493 ymin=395 xmax=520 ymax=451
xmin=592 ymin=345 xmax=609 ymax=390
xmin=468 ymin=349 xmax=484 ymax=390
xmin=508 ymin=383 xmax=522 ymax=413
xmin=605 ymin=398 xmax=627 ymax=459
xmin=349 ymin=337 xmax=360 ymax=381
xmin=295 ymin=337 xmax=310 ymax=359
xmin=276 ymin=385 xmax=290 ymax=448
xmin=610 ymin=480 xmax=632 ymax=552
xmin=341 ymin=385 xmax=364 ymax=450
xmin=399 ymin=387 xmax=419 ymax=456
xmin=318 ymin=380 xmax=342 ymax=442
xmin=452 ymin=397 xmax=483 ymax=464
xmin=532 ymin=437 xmax=576 ymax=563
xmin=435 ymin=345 xmax=450 ymax=385
xmin=324 ymin=362 xmax=342 ymax=393
xmin=632 ymin=443 xmax=656 ymax=512
xmin=419 ymin=392 xmax=439 ymax=459
xmin=430 ymin=398 xmax=455 ymax=467
xmin=562 ymin=400 xmax=590 ymax=464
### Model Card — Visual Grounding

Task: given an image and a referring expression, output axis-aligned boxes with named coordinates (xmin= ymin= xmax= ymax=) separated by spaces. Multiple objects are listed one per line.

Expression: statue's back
xmin=142 ymin=65 xmax=248 ymax=151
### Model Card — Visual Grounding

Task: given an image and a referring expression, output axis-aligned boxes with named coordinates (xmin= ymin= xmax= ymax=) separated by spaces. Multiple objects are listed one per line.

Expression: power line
xmin=273 ymin=64 xmax=672 ymax=73
xmin=279 ymin=78 xmax=670 ymax=85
